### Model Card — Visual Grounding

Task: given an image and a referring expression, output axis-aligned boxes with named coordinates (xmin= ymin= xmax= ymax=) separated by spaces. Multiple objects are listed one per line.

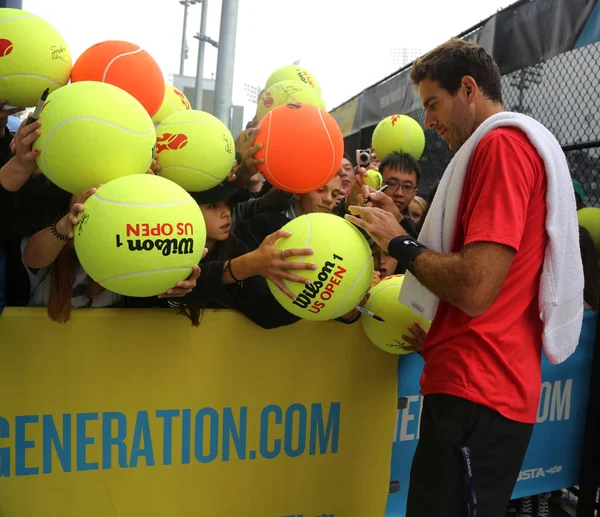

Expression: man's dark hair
xmin=379 ymin=152 xmax=421 ymax=184
xmin=410 ymin=38 xmax=503 ymax=104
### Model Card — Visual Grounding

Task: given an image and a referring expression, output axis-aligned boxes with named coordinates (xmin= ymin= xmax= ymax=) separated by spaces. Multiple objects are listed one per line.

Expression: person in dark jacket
xmin=236 ymin=174 xmax=344 ymax=251
xmin=170 ymin=181 xmax=316 ymax=330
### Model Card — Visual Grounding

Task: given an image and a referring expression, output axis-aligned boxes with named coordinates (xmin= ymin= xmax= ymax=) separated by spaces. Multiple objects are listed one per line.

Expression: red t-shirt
xmin=421 ymin=127 xmax=548 ymax=424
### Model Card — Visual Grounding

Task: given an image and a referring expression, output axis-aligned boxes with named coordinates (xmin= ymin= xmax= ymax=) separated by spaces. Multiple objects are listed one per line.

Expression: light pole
xmin=214 ymin=0 xmax=239 ymax=127
xmin=179 ymin=0 xmax=199 ymax=76
xmin=193 ymin=0 xmax=218 ymax=111
xmin=244 ymin=84 xmax=261 ymax=104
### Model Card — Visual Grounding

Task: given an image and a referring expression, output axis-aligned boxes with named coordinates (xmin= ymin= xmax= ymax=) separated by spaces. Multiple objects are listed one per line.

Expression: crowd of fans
xmin=0 ymin=96 xmax=598 ymax=353
xmin=0 ymin=104 xmax=431 ymax=345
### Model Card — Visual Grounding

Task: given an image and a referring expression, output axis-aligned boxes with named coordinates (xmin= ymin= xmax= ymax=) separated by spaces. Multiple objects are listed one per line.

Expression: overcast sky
xmin=23 ymin=0 xmax=512 ymax=124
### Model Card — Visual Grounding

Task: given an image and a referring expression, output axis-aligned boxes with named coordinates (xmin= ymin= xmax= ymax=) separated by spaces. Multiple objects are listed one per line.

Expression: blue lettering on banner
xmin=43 ymin=414 xmax=72 ymax=474
xmin=0 ymin=402 xmax=341 ymax=477
xmin=385 ymin=310 xmax=597 ymax=517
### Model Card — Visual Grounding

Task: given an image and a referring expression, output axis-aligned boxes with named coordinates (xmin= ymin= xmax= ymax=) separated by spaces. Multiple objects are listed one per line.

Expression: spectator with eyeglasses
xmin=379 ymin=152 xmax=420 ymax=216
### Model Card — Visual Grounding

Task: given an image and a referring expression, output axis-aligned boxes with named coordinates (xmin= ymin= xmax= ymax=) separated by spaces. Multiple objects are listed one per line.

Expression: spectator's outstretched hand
xmin=235 ymin=127 xmax=264 ymax=183
xmin=14 ymin=117 xmax=42 ymax=173
xmin=160 ymin=259 xmax=205 ymax=298
xmin=147 ymin=157 xmax=162 ymax=175
xmin=401 ymin=322 xmax=428 ymax=353
xmin=252 ymin=229 xmax=317 ymax=300
xmin=372 ymin=270 xmax=381 ymax=286
xmin=56 ymin=187 xmax=98 ymax=239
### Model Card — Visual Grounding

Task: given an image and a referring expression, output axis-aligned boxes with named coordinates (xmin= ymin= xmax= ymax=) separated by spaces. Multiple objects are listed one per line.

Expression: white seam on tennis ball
xmin=331 ymin=254 xmax=374 ymax=319
xmin=102 ymin=47 xmax=143 ymax=83
xmin=281 ymin=213 xmax=311 ymax=290
xmin=166 ymin=97 xmax=178 ymax=111
xmin=0 ymin=15 xmax=35 ymax=22
xmin=41 ymin=116 xmax=155 ymax=184
xmin=316 ymin=107 xmax=336 ymax=182
xmin=93 ymin=193 xmax=194 ymax=207
xmin=404 ymin=118 xmax=415 ymax=157
xmin=0 ymin=74 xmax=62 ymax=87
xmin=157 ymin=120 xmax=218 ymax=127
xmin=264 ymin=110 xmax=274 ymax=181
xmin=100 ymin=266 xmax=192 ymax=283
xmin=160 ymin=165 xmax=222 ymax=180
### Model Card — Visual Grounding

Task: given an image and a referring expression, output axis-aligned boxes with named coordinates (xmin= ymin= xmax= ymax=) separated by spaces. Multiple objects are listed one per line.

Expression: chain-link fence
xmin=410 ymin=40 xmax=600 ymax=206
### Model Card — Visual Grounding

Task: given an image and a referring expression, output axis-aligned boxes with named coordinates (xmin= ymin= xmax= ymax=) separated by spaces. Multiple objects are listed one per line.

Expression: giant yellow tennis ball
xmin=578 ymin=207 xmax=600 ymax=257
xmin=372 ymin=114 xmax=425 ymax=160
xmin=34 ymin=81 xmax=156 ymax=194
xmin=74 ymin=174 xmax=206 ymax=297
xmin=265 ymin=65 xmax=321 ymax=93
xmin=0 ymin=8 xmax=72 ymax=107
xmin=156 ymin=109 xmax=235 ymax=192
xmin=364 ymin=169 xmax=383 ymax=189
xmin=361 ymin=275 xmax=431 ymax=354
xmin=152 ymin=84 xmax=191 ymax=127
xmin=257 ymin=80 xmax=325 ymax=121
xmin=267 ymin=213 xmax=374 ymax=321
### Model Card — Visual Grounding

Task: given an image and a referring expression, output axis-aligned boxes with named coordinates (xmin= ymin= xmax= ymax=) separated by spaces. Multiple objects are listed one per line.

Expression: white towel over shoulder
xmin=398 ymin=111 xmax=584 ymax=364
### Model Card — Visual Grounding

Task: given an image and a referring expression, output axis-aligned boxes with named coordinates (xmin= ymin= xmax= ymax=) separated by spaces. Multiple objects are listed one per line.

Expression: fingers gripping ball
xmin=364 ymin=169 xmax=383 ymax=190
xmin=361 ymin=275 xmax=431 ymax=354
xmin=578 ymin=207 xmax=600 ymax=257
xmin=74 ymin=175 xmax=206 ymax=297
xmin=71 ymin=40 xmax=165 ymax=117
xmin=254 ymin=103 xmax=343 ymax=194
xmin=152 ymin=84 xmax=192 ymax=127
xmin=372 ymin=114 xmax=426 ymax=160
xmin=257 ymin=80 xmax=325 ymax=122
xmin=34 ymin=81 xmax=156 ymax=194
xmin=156 ymin=110 xmax=235 ymax=192
xmin=268 ymin=213 xmax=374 ymax=321
xmin=0 ymin=8 xmax=72 ymax=107
xmin=265 ymin=65 xmax=321 ymax=93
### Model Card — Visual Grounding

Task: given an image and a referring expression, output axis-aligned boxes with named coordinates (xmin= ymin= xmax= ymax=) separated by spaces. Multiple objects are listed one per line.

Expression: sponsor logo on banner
xmin=0 ymin=403 xmax=341 ymax=477
xmin=518 ymin=466 xmax=563 ymax=481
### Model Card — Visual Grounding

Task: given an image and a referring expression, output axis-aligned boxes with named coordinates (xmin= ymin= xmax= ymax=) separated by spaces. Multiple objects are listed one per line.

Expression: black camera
xmin=356 ymin=149 xmax=371 ymax=168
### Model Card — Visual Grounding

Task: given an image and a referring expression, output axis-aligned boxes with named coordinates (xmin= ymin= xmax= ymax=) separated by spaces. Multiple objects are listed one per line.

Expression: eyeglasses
xmin=383 ymin=180 xmax=417 ymax=194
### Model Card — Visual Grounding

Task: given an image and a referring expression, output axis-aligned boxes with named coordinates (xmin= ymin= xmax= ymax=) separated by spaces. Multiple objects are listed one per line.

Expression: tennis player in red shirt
xmin=348 ymin=39 xmax=553 ymax=516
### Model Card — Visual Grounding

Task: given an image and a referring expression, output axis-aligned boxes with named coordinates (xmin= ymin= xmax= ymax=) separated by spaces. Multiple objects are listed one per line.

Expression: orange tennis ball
xmin=71 ymin=40 xmax=165 ymax=117
xmin=254 ymin=103 xmax=343 ymax=194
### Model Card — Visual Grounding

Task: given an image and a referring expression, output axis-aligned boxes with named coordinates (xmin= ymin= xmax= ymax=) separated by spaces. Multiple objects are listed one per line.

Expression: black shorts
xmin=406 ymin=394 xmax=534 ymax=517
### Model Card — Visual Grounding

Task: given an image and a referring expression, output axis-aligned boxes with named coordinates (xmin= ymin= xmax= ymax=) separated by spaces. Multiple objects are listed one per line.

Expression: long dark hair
xmin=46 ymin=245 xmax=79 ymax=322
xmin=177 ymin=233 xmax=240 ymax=326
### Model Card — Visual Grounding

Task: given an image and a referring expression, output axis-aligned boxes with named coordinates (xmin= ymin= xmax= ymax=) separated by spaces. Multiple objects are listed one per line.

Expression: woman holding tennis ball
xmin=173 ymin=182 xmax=316 ymax=329
xmin=19 ymin=177 xmax=200 ymax=322
xmin=20 ymin=184 xmax=121 ymax=322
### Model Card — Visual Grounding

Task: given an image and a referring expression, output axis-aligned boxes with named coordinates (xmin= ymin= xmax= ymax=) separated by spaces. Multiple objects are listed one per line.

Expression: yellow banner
xmin=330 ymin=97 xmax=360 ymax=137
xmin=0 ymin=308 xmax=397 ymax=517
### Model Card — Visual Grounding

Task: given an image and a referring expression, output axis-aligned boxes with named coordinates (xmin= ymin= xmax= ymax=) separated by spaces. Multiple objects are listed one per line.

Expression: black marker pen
xmin=26 ymin=88 xmax=50 ymax=125
xmin=362 ymin=183 xmax=389 ymax=204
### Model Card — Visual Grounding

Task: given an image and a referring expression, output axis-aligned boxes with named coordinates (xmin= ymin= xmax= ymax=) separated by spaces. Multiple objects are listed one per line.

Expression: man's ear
xmin=462 ymin=76 xmax=478 ymax=103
